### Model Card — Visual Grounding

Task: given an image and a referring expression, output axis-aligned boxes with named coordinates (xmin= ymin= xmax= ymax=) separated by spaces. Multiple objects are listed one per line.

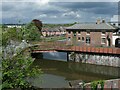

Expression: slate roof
xmin=42 ymin=26 xmax=66 ymax=32
xmin=66 ymin=23 xmax=117 ymax=30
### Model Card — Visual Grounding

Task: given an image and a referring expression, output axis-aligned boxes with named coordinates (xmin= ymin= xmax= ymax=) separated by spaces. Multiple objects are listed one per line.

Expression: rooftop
xmin=66 ymin=23 xmax=118 ymax=30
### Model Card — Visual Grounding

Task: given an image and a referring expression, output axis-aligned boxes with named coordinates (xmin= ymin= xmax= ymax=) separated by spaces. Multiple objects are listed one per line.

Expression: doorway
xmin=108 ymin=38 xmax=111 ymax=47
xmin=115 ymin=38 xmax=120 ymax=48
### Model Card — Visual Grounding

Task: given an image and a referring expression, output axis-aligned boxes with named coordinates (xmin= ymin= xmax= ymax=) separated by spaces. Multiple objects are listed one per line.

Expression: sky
xmin=1 ymin=0 xmax=119 ymax=24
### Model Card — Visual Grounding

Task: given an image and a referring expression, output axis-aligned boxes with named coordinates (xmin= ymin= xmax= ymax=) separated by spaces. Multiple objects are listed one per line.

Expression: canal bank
xmin=68 ymin=52 xmax=120 ymax=67
xmin=68 ymin=79 xmax=120 ymax=89
xmin=30 ymin=52 xmax=120 ymax=88
xmin=84 ymin=79 xmax=120 ymax=89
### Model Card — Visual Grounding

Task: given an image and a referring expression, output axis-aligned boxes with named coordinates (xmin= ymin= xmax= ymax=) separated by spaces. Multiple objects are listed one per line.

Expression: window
xmin=78 ymin=37 xmax=81 ymax=41
xmin=118 ymin=30 xmax=120 ymax=34
xmin=101 ymin=38 xmax=106 ymax=44
xmin=78 ymin=31 xmax=81 ymax=34
xmin=113 ymin=23 xmax=116 ymax=26
xmin=101 ymin=31 xmax=106 ymax=35
xmin=86 ymin=37 xmax=90 ymax=44
xmin=82 ymin=37 xmax=84 ymax=41
xmin=86 ymin=31 xmax=90 ymax=35
xmin=74 ymin=33 xmax=76 ymax=36
xmin=68 ymin=31 xmax=71 ymax=34
xmin=68 ymin=37 xmax=71 ymax=41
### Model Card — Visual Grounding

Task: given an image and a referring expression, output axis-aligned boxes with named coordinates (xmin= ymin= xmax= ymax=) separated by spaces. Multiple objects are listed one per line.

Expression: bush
xmin=2 ymin=51 xmax=42 ymax=89
xmin=2 ymin=22 xmax=42 ymax=46
xmin=91 ymin=80 xmax=104 ymax=90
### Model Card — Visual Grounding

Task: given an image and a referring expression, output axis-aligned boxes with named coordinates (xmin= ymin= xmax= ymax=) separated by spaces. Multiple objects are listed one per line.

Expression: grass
xmin=44 ymin=36 xmax=66 ymax=42
xmin=0 ymin=25 xmax=2 ymax=46
xmin=31 ymin=35 xmax=66 ymax=44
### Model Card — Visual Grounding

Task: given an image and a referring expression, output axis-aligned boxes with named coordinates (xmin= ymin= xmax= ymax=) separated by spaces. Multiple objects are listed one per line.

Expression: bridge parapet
xmin=56 ymin=46 xmax=120 ymax=54
xmin=32 ymin=41 xmax=120 ymax=54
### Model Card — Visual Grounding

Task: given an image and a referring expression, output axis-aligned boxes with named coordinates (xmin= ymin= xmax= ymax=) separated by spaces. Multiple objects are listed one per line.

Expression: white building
xmin=5 ymin=24 xmax=24 ymax=28
xmin=110 ymin=15 xmax=120 ymax=47
xmin=110 ymin=15 xmax=120 ymax=27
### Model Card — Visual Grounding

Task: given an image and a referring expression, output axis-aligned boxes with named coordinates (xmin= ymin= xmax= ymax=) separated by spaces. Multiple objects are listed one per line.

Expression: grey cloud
xmin=1 ymin=2 xmax=118 ymax=24
xmin=50 ymin=2 xmax=118 ymax=15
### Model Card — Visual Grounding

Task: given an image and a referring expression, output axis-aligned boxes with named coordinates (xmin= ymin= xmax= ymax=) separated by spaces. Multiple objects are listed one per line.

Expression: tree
xmin=2 ymin=48 xmax=42 ymax=89
xmin=1 ymin=21 xmax=43 ymax=89
xmin=32 ymin=19 xmax=43 ymax=36
xmin=22 ymin=22 xmax=42 ymax=41
xmin=2 ymin=21 xmax=42 ymax=46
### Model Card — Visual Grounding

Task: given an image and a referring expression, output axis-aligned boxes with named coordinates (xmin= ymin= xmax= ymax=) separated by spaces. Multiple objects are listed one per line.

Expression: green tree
xmin=2 ymin=21 xmax=42 ymax=46
xmin=2 ymin=49 xmax=42 ymax=89
xmin=1 ymin=21 xmax=43 ymax=89
xmin=22 ymin=22 xmax=41 ymax=41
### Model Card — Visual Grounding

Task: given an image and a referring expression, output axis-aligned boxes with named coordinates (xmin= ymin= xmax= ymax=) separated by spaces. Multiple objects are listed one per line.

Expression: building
xmin=66 ymin=19 xmax=119 ymax=47
xmin=110 ymin=15 xmax=120 ymax=27
xmin=42 ymin=27 xmax=66 ymax=37
xmin=110 ymin=15 xmax=120 ymax=47
xmin=4 ymin=24 xmax=25 ymax=28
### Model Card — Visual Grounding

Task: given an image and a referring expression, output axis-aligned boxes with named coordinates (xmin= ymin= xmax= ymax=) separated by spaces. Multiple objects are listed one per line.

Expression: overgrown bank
xmin=1 ymin=21 xmax=43 ymax=89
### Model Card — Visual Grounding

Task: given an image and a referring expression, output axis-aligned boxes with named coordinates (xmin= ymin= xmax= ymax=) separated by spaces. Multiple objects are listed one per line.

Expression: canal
xmin=30 ymin=52 xmax=120 ymax=88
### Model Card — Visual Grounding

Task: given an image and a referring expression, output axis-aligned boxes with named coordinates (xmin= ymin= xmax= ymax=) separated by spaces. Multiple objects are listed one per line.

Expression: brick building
xmin=66 ymin=20 xmax=119 ymax=47
xmin=42 ymin=27 xmax=66 ymax=37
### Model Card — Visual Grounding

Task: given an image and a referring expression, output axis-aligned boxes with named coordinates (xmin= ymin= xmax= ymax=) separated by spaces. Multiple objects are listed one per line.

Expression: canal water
xmin=31 ymin=52 xmax=120 ymax=88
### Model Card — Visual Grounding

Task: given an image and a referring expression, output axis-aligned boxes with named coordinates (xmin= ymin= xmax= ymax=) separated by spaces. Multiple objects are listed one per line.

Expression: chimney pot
xmin=102 ymin=19 xmax=105 ymax=23
xmin=96 ymin=19 xmax=101 ymax=24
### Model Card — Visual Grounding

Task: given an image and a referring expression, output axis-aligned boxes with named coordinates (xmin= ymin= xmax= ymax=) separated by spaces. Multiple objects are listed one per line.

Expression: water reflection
xmin=32 ymin=58 xmax=119 ymax=88
xmin=31 ymin=52 xmax=120 ymax=88
xmin=43 ymin=52 xmax=67 ymax=61
xmin=30 ymin=74 xmax=69 ymax=88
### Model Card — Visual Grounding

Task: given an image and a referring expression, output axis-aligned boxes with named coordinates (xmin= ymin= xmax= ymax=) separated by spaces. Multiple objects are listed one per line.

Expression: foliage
xmin=43 ymin=23 xmax=76 ymax=28
xmin=91 ymin=81 xmax=98 ymax=90
xmin=2 ymin=50 xmax=42 ymax=89
xmin=32 ymin=19 xmax=42 ymax=32
xmin=1 ymin=21 xmax=43 ymax=89
xmin=2 ymin=22 xmax=42 ymax=46
xmin=70 ymin=52 xmax=76 ymax=61
xmin=0 ymin=25 xmax=2 ymax=46
xmin=2 ymin=27 xmax=20 ymax=46
xmin=1 ymin=24 xmax=7 ymax=29
xmin=21 ymin=22 xmax=42 ymax=41
xmin=98 ymin=80 xmax=105 ymax=90
xmin=43 ymin=36 xmax=66 ymax=42
xmin=91 ymin=80 xmax=105 ymax=90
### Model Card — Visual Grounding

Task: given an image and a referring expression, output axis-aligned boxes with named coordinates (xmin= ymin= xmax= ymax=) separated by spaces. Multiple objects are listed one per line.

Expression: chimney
xmin=102 ymin=19 xmax=105 ymax=23
xmin=96 ymin=19 xmax=101 ymax=24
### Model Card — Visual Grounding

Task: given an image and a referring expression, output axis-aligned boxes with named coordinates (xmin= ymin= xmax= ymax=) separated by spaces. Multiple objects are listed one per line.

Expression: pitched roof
xmin=42 ymin=26 xmax=66 ymax=32
xmin=66 ymin=23 xmax=117 ymax=30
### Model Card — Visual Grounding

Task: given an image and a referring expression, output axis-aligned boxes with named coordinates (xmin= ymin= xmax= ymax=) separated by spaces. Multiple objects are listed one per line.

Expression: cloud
xmin=39 ymin=14 xmax=47 ymax=18
xmin=62 ymin=11 xmax=75 ymax=16
xmin=51 ymin=2 xmax=118 ymax=15
xmin=50 ymin=15 xmax=57 ymax=18
xmin=111 ymin=15 xmax=120 ymax=22
xmin=2 ymin=0 xmax=119 ymax=2
xmin=1 ymin=2 xmax=118 ymax=24
xmin=51 ymin=0 xmax=119 ymax=2
xmin=62 ymin=11 xmax=81 ymax=18
xmin=76 ymin=14 xmax=81 ymax=18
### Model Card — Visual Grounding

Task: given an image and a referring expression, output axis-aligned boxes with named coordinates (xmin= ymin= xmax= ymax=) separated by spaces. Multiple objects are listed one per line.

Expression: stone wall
xmin=69 ymin=52 xmax=120 ymax=67
xmin=84 ymin=79 xmax=120 ymax=89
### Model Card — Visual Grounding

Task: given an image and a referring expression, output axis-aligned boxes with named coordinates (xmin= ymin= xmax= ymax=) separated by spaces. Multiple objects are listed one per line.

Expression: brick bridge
xmin=32 ymin=41 xmax=120 ymax=55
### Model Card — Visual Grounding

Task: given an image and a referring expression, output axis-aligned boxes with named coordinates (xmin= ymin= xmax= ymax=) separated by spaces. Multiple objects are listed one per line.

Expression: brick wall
xmin=66 ymin=30 xmax=113 ymax=47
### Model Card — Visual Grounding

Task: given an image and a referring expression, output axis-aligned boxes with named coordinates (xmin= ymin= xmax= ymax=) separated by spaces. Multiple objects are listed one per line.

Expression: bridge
xmin=31 ymin=41 xmax=120 ymax=55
